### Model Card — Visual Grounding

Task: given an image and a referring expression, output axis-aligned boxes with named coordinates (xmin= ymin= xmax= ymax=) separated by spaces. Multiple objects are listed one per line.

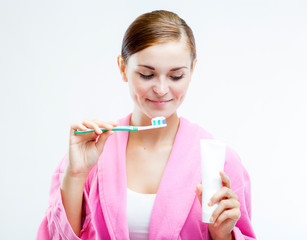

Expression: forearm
xmin=61 ymin=173 xmax=87 ymax=237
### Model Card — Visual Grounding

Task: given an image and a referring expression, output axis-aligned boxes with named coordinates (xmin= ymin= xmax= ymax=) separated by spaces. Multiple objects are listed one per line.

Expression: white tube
xmin=200 ymin=139 xmax=226 ymax=223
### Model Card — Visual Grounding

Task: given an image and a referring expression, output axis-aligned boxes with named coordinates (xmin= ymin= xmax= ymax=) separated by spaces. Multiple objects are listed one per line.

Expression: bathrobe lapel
xmin=97 ymin=115 xmax=131 ymax=240
xmin=98 ymin=115 xmax=207 ymax=239
xmin=149 ymin=118 xmax=204 ymax=240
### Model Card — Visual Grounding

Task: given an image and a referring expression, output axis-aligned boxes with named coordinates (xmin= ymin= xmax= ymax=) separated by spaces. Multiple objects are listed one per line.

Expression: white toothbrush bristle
xmin=151 ymin=117 xmax=167 ymax=126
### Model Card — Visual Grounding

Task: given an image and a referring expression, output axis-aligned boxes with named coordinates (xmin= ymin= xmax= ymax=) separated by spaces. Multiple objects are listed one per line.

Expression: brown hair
xmin=121 ymin=10 xmax=196 ymax=65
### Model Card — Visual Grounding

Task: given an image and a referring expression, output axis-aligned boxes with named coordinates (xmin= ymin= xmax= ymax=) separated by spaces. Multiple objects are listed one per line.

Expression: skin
xmin=196 ymin=172 xmax=241 ymax=240
xmin=61 ymin=38 xmax=240 ymax=239
xmin=118 ymin=40 xmax=196 ymax=194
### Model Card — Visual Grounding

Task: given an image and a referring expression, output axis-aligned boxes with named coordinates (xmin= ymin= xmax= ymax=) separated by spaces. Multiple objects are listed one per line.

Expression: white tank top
xmin=126 ymin=188 xmax=156 ymax=240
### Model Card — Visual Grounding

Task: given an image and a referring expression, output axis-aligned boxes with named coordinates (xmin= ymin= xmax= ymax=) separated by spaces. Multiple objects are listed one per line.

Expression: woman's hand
xmin=67 ymin=119 xmax=118 ymax=179
xmin=61 ymin=119 xmax=117 ymax=236
xmin=195 ymin=172 xmax=241 ymax=240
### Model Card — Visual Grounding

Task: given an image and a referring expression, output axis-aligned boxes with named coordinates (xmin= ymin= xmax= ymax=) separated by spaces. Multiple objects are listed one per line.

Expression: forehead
xmin=127 ymin=40 xmax=192 ymax=70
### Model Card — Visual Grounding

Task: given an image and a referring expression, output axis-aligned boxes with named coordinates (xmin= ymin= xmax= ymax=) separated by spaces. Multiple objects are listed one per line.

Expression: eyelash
xmin=139 ymin=73 xmax=154 ymax=79
xmin=171 ymin=75 xmax=184 ymax=80
xmin=139 ymin=73 xmax=184 ymax=80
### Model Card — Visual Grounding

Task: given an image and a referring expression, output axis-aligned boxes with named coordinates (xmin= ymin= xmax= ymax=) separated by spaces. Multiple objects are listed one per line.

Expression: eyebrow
xmin=137 ymin=65 xmax=187 ymax=71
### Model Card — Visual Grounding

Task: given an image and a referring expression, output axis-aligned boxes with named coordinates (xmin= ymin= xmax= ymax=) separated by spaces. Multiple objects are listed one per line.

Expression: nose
xmin=153 ymin=78 xmax=169 ymax=96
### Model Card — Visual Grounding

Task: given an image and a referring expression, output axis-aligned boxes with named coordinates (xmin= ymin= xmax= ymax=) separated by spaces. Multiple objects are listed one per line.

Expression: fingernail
xmin=210 ymin=217 xmax=214 ymax=223
xmin=208 ymin=200 xmax=212 ymax=206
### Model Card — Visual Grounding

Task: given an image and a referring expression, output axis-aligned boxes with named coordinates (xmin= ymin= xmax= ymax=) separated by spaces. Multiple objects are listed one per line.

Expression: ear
xmin=117 ymin=55 xmax=128 ymax=82
xmin=190 ymin=58 xmax=197 ymax=75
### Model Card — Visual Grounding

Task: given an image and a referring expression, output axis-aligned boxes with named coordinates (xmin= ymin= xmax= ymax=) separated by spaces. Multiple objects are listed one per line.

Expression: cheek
xmin=129 ymin=79 xmax=150 ymax=98
xmin=173 ymin=81 xmax=190 ymax=98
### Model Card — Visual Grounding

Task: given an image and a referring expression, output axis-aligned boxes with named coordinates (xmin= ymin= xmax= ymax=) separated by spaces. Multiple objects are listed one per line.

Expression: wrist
xmin=61 ymin=171 xmax=88 ymax=190
xmin=212 ymin=235 xmax=233 ymax=240
xmin=64 ymin=164 xmax=91 ymax=180
xmin=209 ymin=229 xmax=234 ymax=240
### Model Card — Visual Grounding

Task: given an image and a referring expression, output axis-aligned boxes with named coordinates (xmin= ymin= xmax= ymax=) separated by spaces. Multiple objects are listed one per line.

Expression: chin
xmin=144 ymin=110 xmax=176 ymax=121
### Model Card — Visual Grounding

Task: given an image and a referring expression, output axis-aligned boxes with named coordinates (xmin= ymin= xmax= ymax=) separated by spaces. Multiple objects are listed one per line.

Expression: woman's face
xmin=119 ymin=40 xmax=197 ymax=120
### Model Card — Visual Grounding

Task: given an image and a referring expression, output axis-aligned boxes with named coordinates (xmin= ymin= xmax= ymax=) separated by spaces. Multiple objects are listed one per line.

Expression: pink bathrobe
xmin=37 ymin=115 xmax=256 ymax=239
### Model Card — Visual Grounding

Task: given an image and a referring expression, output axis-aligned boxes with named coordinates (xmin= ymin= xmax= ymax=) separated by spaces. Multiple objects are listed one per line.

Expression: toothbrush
xmin=74 ymin=116 xmax=167 ymax=134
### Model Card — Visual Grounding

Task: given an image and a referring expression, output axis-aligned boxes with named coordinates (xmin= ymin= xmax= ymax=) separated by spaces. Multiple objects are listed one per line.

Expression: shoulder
xmin=179 ymin=117 xmax=214 ymax=140
xmin=179 ymin=117 xmax=250 ymax=188
xmin=224 ymin=146 xmax=250 ymax=191
xmin=118 ymin=113 xmax=132 ymax=125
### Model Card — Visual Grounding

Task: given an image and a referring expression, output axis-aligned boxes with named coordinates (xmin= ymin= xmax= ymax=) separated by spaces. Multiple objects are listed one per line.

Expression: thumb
xmin=95 ymin=131 xmax=114 ymax=153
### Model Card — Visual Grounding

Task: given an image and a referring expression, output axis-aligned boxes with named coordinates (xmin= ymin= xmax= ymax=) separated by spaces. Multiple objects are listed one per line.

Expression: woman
xmin=37 ymin=10 xmax=256 ymax=240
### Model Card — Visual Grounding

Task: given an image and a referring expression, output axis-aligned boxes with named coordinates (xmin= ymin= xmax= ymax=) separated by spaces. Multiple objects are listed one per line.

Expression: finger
xmin=92 ymin=120 xmax=117 ymax=131
xmin=71 ymin=123 xmax=88 ymax=132
xmin=82 ymin=120 xmax=104 ymax=134
xmin=214 ymin=208 xmax=241 ymax=226
xmin=210 ymin=199 xmax=240 ymax=223
xmin=195 ymin=184 xmax=202 ymax=204
xmin=209 ymin=187 xmax=238 ymax=206
xmin=220 ymin=171 xmax=231 ymax=188
xmin=71 ymin=123 xmax=90 ymax=138
xmin=96 ymin=130 xmax=114 ymax=151
xmin=109 ymin=121 xmax=119 ymax=127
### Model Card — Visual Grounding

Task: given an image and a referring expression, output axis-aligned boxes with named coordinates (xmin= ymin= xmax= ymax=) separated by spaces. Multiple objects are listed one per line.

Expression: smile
xmin=147 ymin=99 xmax=173 ymax=106
xmin=148 ymin=99 xmax=172 ymax=103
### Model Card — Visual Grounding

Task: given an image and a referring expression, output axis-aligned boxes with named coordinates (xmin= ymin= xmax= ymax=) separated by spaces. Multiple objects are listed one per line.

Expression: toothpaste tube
xmin=200 ymin=139 xmax=226 ymax=223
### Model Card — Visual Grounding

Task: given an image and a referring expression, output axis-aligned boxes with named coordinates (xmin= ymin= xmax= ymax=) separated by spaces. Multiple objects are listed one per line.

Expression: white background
xmin=1 ymin=0 xmax=306 ymax=239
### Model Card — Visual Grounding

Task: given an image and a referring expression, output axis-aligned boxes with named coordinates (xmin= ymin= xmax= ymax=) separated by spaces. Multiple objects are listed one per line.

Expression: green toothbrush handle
xmin=74 ymin=126 xmax=138 ymax=135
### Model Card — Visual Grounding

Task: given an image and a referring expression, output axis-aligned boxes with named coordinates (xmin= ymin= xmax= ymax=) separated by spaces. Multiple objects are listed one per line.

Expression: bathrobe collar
xmin=98 ymin=114 xmax=203 ymax=239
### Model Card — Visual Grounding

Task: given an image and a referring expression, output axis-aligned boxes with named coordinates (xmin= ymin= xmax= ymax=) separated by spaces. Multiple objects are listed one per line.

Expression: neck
xmin=129 ymin=112 xmax=180 ymax=147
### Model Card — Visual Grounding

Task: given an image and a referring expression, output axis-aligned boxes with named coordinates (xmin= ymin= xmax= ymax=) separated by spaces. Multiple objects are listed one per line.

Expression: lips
xmin=147 ymin=99 xmax=172 ymax=104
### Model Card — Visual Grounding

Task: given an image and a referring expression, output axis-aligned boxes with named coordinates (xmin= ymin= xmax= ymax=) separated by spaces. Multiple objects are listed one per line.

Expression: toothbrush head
xmin=151 ymin=116 xmax=167 ymax=128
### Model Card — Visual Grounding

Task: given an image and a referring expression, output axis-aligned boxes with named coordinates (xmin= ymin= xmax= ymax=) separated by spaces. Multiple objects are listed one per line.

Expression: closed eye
xmin=139 ymin=73 xmax=154 ymax=79
xmin=170 ymin=75 xmax=183 ymax=80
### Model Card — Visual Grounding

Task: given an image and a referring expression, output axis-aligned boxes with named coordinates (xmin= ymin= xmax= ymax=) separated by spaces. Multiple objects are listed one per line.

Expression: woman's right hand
xmin=61 ymin=119 xmax=117 ymax=236
xmin=67 ymin=119 xmax=118 ymax=179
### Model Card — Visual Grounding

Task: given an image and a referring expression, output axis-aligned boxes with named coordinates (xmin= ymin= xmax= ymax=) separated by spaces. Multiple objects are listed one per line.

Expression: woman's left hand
xmin=195 ymin=171 xmax=241 ymax=240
